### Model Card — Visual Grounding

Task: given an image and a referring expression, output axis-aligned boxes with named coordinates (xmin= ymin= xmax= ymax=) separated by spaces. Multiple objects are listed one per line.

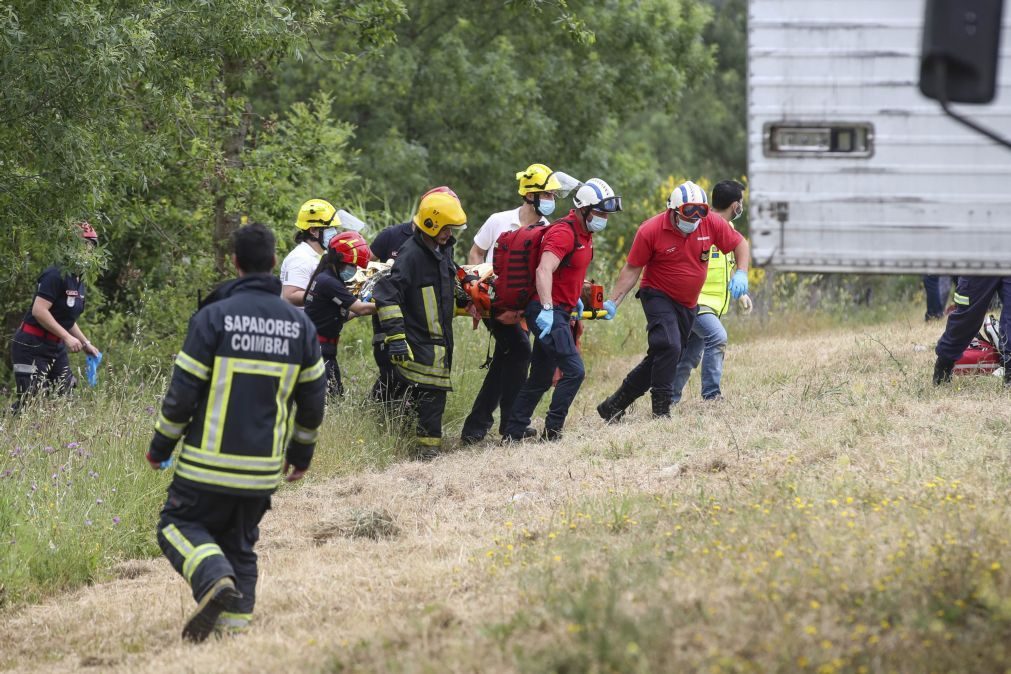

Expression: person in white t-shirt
xmin=280 ymin=199 xmax=340 ymax=307
xmin=461 ymin=163 xmax=576 ymax=445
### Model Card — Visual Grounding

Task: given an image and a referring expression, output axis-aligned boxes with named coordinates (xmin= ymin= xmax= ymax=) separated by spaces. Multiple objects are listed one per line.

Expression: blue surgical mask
xmin=676 ymin=216 xmax=700 ymax=234
xmin=587 ymin=214 xmax=608 ymax=232
xmin=537 ymin=197 xmax=556 ymax=217
xmin=339 ymin=265 xmax=356 ymax=282
xmin=321 ymin=227 xmax=338 ymax=247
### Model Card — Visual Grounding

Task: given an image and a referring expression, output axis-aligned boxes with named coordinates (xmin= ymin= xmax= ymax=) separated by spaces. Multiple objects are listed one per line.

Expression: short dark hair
xmin=711 ymin=180 xmax=746 ymax=211
xmin=231 ymin=223 xmax=276 ymax=273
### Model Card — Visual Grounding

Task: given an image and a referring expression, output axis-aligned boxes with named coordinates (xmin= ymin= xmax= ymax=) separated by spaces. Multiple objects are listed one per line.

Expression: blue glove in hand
xmin=573 ymin=298 xmax=584 ymax=321
xmin=85 ymin=351 xmax=103 ymax=387
xmin=535 ymin=307 xmax=554 ymax=339
xmin=729 ymin=270 xmax=749 ymax=299
xmin=603 ymin=299 xmax=617 ymax=320
xmin=160 ymin=457 xmax=174 ymax=470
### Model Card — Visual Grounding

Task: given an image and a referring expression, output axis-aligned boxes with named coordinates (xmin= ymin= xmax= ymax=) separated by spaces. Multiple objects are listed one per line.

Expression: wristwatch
xmin=541 ymin=303 xmax=553 ymax=311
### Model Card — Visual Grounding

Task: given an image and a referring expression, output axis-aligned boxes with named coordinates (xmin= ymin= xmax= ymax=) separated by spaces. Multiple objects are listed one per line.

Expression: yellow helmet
xmin=296 ymin=199 xmax=339 ymax=231
xmin=516 ymin=163 xmax=562 ymax=196
xmin=413 ymin=191 xmax=467 ymax=237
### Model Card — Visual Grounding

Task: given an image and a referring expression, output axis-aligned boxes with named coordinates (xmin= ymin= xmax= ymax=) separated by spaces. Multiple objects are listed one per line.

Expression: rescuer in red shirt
xmin=501 ymin=178 xmax=622 ymax=442
xmin=596 ymin=180 xmax=751 ymax=419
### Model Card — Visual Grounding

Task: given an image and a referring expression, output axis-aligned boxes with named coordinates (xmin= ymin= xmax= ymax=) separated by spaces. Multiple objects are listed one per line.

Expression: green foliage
xmin=279 ymin=0 xmax=715 ymax=230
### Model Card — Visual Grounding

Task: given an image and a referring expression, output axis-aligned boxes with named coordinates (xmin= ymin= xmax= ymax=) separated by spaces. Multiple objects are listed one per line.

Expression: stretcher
xmin=347 ymin=261 xmax=610 ymax=321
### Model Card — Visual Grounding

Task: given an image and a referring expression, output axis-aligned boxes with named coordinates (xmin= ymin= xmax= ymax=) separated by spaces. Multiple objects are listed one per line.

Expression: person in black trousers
xmin=933 ymin=276 xmax=1010 ymax=385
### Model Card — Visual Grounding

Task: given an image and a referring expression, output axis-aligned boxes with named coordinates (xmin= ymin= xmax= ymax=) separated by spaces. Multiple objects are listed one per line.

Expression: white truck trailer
xmin=748 ymin=0 xmax=1011 ymax=274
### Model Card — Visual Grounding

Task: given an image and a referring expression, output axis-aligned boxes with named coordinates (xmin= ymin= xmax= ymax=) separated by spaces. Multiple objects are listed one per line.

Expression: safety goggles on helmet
xmin=676 ymin=203 xmax=709 ymax=220
xmin=596 ymin=196 xmax=623 ymax=213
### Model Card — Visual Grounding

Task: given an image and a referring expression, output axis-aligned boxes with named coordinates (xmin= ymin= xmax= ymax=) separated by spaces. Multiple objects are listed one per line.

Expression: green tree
xmin=275 ymin=0 xmax=715 ymax=234
xmin=0 ymin=0 xmax=402 ymax=361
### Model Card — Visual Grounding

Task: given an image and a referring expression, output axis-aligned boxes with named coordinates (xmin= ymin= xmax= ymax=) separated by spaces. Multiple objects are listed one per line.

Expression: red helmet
xmin=77 ymin=221 xmax=98 ymax=243
xmin=421 ymin=185 xmax=459 ymax=201
xmin=328 ymin=230 xmax=371 ymax=268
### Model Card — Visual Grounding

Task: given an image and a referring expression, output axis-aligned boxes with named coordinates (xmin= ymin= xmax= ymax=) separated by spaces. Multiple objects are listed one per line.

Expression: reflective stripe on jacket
xmin=148 ymin=274 xmax=326 ymax=496
xmin=373 ymin=231 xmax=457 ymax=391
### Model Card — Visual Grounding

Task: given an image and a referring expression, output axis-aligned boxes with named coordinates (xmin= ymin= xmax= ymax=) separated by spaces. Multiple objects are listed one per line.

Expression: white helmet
xmin=981 ymin=314 xmax=1004 ymax=350
xmin=667 ymin=180 xmax=709 ymax=211
xmin=573 ymin=178 xmax=622 ymax=213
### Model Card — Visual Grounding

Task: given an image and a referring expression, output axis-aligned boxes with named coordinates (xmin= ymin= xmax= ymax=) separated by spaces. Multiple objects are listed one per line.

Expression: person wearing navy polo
xmin=597 ymin=180 xmax=751 ymax=420
xmin=10 ymin=222 xmax=102 ymax=412
xmin=502 ymin=178 xmax=622 ymax=442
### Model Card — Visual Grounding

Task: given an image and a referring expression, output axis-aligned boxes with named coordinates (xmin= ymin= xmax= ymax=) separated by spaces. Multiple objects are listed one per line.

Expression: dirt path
xmin=0 ymin=317 xmax=967 ymax=672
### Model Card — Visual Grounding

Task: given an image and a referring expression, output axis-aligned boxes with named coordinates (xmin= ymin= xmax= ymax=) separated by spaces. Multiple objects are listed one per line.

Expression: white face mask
xmin=676 ymin=216 xmax=700 ymax=234
xmin=321 ymin=227 xmax=338 ymax=247
xmin=587 ymin=214 xmax=608 ymax=232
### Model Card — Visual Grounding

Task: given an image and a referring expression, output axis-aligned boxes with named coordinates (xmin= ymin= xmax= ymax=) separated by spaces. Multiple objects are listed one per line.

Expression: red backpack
xmin=491 ymin=215 xmax=578 ymax=312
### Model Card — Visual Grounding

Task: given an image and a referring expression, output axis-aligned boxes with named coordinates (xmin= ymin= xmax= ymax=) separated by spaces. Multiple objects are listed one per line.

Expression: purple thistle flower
xmin=66 ymin=442 xmax=80 ymax=449
xmin=112 ymin=516 xmax=120 ymax=525
xmin=84 ymin=519 xmax=92 ymax=526
xmin=10 ymin=447 xmax=21 ymax=458
xmin=44 ymin=446 xmax=54 ymax=454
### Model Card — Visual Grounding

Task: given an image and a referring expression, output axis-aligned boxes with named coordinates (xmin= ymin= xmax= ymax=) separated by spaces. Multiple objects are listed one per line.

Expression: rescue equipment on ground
xmin=954 ymin=314 xmax=1004 ymax=375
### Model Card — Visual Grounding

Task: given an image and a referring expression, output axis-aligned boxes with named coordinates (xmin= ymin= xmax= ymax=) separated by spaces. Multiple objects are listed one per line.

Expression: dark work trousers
xmin=461 ymin=319 xmax=532 ymax=440
xmin=157 ymin=481 xmax=270 ymax=620
xmin=503 ymin=304 xmax=585 ymax=437
xmin=387 ymin=372 xmax=448 ymax=450
xmin=621 ymin=288 xmax=698 ymax=400
xmin=923 ymin=275 xmax=945 ymax=319
xmin=935 ymin=276 xmax=1011 ymax=365
xmin=370 ymin=340 xmax=397 ymax=405
xmin=10 ymin=331 xmax=75 ymax=412
xmin=320 ymin=342 xmax=344 ymax=397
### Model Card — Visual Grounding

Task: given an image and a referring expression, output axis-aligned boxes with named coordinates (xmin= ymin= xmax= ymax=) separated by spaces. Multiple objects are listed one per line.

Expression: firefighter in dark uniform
xmin=10 ymin=222 xmax=102 ymax=412
xmin=372 ymin=189 xmax=467 ymax=459
xmin=304 ymin=230 xmax=377 ymax=396
xmin=369 ymin=186 xmax=456 ymax=406
xmin=933 ymin=276 xmax=1011 ymax=385
xmin=145 ymin=223 xmax=326 ymax=642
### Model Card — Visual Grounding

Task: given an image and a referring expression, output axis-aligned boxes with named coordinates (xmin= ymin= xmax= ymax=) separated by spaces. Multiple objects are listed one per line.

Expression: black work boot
xmin=182 ymin=577 xmax=242 ymax=643
xmin=1004 ymin=364 xmax=1010 ymax=387
xmin=597 ymin=386 xmax=637 ymax=424
xmin=932 ymin=357 xmax=955 ymax=385
xmin=541 ymin=427 xmax=563 ymax=442
xmin=651 ymin=393 xmax=673 ymax=419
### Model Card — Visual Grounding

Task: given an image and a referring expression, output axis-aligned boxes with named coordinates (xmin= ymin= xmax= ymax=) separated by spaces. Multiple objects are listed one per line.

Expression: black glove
xmin=387 ymin=336 xmax=413 ymax=364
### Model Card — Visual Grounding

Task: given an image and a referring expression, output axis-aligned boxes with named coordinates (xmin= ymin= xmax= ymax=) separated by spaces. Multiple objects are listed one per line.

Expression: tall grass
xmin=0 ymin=295 xmax=926 ymax=612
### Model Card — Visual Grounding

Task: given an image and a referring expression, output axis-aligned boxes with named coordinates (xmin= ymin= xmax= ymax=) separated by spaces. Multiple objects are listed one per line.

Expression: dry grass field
xmin=3 ymin=307 xmax=1011 ymax=673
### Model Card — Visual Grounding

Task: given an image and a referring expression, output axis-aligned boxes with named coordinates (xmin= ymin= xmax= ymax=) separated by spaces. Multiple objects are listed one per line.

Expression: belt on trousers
xmin=19 ymin=322 xmax=61 ymax=342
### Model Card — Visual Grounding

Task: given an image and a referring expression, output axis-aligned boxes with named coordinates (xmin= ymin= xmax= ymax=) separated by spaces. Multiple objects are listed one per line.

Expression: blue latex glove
xmin=535 ymin=307 xmax=554 ymax=339
xmin=728 ymin=270 xmax=749 ymax=299
xmin=85 ymin=351 xmax=103 ymax=387
xmin=573 ymin=298 xmax=584 ymax=321
xmin=159 ymin=457 xmax=174 ymax=470
xmin=603 ymin=299 xmax=617 ymax=320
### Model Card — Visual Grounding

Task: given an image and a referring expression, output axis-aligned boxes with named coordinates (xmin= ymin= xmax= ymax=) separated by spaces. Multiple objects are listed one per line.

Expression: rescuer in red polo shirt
xmin=501 ymin=178 xmax=622 ymax=442
xmin=596 ymin=180 xmax=751 ymax=419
